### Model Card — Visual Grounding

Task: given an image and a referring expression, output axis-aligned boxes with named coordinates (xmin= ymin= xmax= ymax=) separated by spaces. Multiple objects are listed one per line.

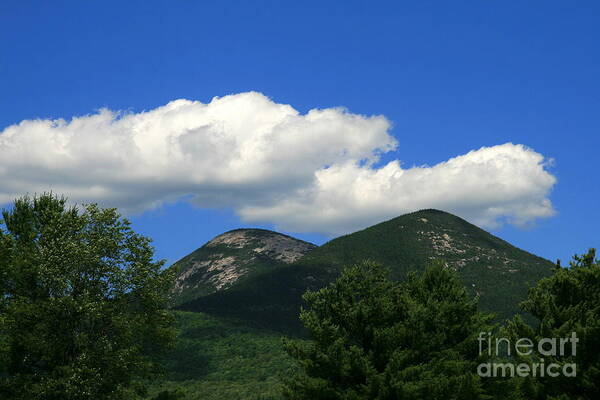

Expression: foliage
xmin=0 ymin=194 xmax=176 ymax=400
xmin=0 ymin=195 xmax=584 ymax=400
xmin=146 ymin=311 xmax=293 ymax=400
xmin=151 ymin=389 xmax=187 ymax=400
xmin=505 ymin=248 xmax=600 ymax=400
xmin=282 ymin=260 xmax=507 ymax=400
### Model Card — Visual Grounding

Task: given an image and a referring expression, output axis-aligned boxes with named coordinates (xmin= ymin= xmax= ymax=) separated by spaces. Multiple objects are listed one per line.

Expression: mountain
xmin=292 ymin=209 xmax=554 ymax=320
xmin=162 ymin=210 xmax=556 ymax=399
xmin=171 ymin=228 xmax=317 ymax=306
xmin=176 ymin=210 xmax=555 ymax=332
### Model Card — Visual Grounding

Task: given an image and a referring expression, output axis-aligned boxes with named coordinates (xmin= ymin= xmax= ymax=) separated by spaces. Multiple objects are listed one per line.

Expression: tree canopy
xmin=0 ymin=194 xmax=176 ymax=400
xmin=506 ymin=248 xmax=600 ymax=400
xmin=283 ymin=260 xmax=503 ymax=400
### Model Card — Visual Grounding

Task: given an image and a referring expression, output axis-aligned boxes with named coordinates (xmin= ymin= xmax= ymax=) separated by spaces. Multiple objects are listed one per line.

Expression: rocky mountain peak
xmin=171 ymin=228 xmax=316 ymax=305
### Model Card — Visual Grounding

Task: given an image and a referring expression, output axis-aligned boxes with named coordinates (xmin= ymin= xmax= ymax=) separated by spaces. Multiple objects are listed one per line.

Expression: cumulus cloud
xmin=0 ymin=92 xmax=556 ymax=235
xmin=239 ymin=144 xmax=556 ymax=234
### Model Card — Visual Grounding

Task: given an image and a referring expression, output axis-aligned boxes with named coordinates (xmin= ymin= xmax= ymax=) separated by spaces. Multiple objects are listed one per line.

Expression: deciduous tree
xmin=0 ymin=194 xmax=176 ymax=399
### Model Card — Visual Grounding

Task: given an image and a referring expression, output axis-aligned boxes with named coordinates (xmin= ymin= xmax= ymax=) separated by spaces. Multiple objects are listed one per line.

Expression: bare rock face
xmin=171 ymin=229 xmax=316 ymax=305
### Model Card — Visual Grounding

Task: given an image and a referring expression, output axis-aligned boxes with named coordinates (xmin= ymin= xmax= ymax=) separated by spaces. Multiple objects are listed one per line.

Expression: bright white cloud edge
xmin=0 ymin=91 xmax=556 ymax=236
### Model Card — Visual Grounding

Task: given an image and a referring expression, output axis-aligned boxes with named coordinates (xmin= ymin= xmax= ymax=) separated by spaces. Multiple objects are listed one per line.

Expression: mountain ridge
xmin=175 ymin=209 xmax=554 ymax=332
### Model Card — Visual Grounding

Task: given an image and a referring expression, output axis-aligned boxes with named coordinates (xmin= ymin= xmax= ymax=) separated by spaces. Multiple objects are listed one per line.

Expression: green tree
xmin=0 ymin=194 xmax=176 ymax=400
xmin=505 ymin=248 xmax=600 ymax=400
xmin=283 ymin=260 xmax=505 ymax=400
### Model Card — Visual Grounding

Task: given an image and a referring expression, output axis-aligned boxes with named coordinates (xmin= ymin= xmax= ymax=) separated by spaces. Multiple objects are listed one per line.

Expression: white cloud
xmin=0 ymin=92 xmax=556 ymax=235
xmin=239 ymin=144 xmax=556 ymax=234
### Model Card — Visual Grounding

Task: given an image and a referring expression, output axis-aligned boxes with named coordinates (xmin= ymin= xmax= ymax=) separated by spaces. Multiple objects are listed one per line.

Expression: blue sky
xmin=1 ymin=1 xmax=598 ymax=266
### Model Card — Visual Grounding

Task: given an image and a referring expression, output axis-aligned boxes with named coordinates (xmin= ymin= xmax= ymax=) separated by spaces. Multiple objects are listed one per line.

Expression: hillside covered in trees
xmin=1 ymin=195 xmax=598 ymax=400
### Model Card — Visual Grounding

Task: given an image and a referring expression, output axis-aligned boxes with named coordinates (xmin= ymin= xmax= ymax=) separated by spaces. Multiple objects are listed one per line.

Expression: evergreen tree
xmin=283 ymin=261 xmax=501 ymax=400
xmin=506 ymin=248 xmax=600 ymax=400
xmin=0 ymin=194 xmax=176 ymax=399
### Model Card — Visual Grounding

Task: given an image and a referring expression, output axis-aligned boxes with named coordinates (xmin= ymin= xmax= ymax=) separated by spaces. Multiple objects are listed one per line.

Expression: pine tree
xmin=283 ymin=261 xmax=500 ymax=400
xmin=506 ymin=248 xmax=600 ymax=400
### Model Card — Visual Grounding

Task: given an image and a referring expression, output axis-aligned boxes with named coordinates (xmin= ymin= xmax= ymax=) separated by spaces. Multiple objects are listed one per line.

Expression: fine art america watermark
xmin=477 ymin=332 xmax=578 ymax=378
